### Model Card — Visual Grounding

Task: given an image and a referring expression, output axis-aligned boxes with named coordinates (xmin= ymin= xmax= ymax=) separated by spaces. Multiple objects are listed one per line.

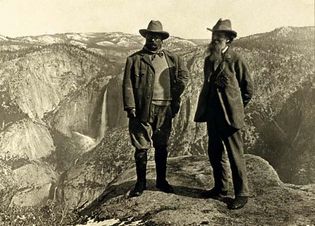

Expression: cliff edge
xmin=77 ymin=154 xmax=315 ymax=226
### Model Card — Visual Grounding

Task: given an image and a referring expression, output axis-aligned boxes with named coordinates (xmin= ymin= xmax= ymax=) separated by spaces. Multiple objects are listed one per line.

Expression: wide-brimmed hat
xmin=207 ymin=18 xmax=237 ymax=38
xmin=139 ymin=20 xmax=169 ymax=40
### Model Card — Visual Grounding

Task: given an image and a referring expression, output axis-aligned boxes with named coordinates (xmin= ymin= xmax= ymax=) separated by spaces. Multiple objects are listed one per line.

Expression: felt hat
xmin=207 ymin=18 xmax=237 ymax=38
xmin=139 ymin=20 xmax=169 ymax=40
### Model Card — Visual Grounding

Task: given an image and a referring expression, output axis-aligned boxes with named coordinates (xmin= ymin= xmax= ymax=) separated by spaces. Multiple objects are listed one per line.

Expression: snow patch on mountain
xmin=66 ymin=33 xmax=89 ymax=42
xmin=88 ymin=48 xmax=105 ymax=55
xmin=274 ymin=27 xmax=294 ymax=37
xmin=69 ymin=40 xmax=87 ymax=48
xmin=0 ymin=35 xmax=8 ymax=41
xmin=36 ymin=35 xmax=64 ymax=44
xmin=97 ymin=41 xmax=115 ymax=46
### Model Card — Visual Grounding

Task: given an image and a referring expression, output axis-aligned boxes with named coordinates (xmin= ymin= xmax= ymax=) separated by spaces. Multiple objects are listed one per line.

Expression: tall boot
xmin=129 ymin=149 xmax=147 ymax=197
xmin=155 ymin=145 xmax=174 ymax=193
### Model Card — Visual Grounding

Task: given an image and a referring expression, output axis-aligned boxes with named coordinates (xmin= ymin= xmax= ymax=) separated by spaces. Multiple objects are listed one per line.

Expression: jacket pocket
xmin=220 ymin=87 xmax=245 ymax=129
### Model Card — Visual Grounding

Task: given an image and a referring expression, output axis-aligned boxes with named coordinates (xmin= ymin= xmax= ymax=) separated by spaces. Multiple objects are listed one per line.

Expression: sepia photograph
xmin=0 ymin=0 xmax=314 ymax=225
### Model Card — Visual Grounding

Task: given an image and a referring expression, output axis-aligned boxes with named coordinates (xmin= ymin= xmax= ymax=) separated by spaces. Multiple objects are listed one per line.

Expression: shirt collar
xmin=143 ymin=46 xmax=164 ymax=60
xmin=143 ymin=46 xmax=164 ymax=55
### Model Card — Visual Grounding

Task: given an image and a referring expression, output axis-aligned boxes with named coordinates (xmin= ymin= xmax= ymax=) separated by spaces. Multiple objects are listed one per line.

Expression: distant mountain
xmin=235 ymin=26 xmax=314 ymax=52
xmin=0 ymin=32 xmax=198 ymax=63
xmin=0 ymin=26 xmax=314 ymax=213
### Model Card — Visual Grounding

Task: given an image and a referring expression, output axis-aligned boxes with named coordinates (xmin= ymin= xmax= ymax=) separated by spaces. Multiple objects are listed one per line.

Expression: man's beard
xmin=207 ymin=41 xmax=224 ymax=62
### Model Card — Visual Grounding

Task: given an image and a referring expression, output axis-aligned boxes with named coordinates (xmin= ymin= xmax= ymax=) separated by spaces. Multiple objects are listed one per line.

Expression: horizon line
xmin=0 ymin=25 xmax=314 ymax=40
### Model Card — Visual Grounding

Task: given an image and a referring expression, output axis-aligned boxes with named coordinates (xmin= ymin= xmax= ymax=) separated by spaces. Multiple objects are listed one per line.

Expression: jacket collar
xmin=139 ymin=49 xmax=152 ymax=66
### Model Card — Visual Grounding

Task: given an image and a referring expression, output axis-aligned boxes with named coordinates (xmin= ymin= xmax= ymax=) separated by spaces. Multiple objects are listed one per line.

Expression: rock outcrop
xmin=0 ymin=159 xmax=58 ymax=207
xmin=59 ymin=127 xmax=133 ymax=208
xmin=0 ymin=119 xmax=54 ymax=161
xmin=0 ymin=119 xmax=57 ymax=207
xmin=78 ymin=155 xmax=315 ymax=226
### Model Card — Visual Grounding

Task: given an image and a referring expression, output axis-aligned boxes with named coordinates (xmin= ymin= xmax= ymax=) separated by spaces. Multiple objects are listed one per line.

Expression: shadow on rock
xmin=78 ymin=180 xmax=135 ymax=217
xmin=172 ymin=185 xmax=234 ymax=205
xmin=78 ymin=179 xmax=234 ymax=219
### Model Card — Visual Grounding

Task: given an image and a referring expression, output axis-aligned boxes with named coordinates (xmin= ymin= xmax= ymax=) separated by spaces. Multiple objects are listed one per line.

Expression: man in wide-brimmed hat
xmin=123 ymin=20 xmax=188 ymax=197
xmin=194 ymin=19 xmax=254 ymax=209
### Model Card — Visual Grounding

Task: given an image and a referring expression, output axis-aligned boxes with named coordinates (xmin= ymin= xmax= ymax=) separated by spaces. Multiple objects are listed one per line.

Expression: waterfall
xmin=69 ymin=88 xmax=107 ymax=152
xmin=98 ymin=88 xmax=108 ymax=141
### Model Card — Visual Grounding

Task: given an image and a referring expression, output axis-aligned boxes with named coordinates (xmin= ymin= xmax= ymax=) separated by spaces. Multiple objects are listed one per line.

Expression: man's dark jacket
xmin=123 ymin=49 xmax=188 ymax=122
xmin=194 ymin=47 xmax=254 ymax=129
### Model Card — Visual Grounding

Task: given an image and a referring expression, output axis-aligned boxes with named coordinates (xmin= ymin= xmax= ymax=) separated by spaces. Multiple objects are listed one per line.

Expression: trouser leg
xmin=154 ymin=145 xmax=168 ymax=184
xmin=129 ymin=149 xmax=147 ymax=197
xmin=135 ymin=149 xmax=147 ymax=187
xmin=223 ymin=129 xmax=249 ymax=197
xmin=154 ymin=145 xmax=174 ymax=193
xmin=148 ymin=104 xmax=174 ymax=193
xmin=207 ymin=131 xmax=229 ymax=193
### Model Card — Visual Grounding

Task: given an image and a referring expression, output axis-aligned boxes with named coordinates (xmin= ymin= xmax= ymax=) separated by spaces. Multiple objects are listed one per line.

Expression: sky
xmin=0 ymin=0 xmax=314 ymax=39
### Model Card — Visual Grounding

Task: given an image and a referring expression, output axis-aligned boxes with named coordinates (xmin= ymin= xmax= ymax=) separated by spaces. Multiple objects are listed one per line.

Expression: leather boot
xmin=155 ymin=145 xmax=174 ymax=193
xmin=228 ymin=196 xmax=248 ymax=210
xmin=129 ymin=149 xmax=147 ymax=197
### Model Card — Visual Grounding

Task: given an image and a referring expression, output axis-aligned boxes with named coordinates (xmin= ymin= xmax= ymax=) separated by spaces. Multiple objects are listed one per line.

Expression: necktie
xmin=151 ymin=51 xmax=164 ymax=60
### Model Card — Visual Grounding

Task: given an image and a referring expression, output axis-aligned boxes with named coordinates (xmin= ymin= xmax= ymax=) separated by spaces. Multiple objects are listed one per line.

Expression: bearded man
xmin=194 ymin=19 xmax=254 ymax=209
xmin=123 ymin=20 xmax=188 ymax=197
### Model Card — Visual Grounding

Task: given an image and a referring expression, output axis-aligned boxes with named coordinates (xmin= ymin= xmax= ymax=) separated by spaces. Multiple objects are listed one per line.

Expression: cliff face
xmin=0 ymin=44 xmax=121 ymax=207
xmin=59 ymin=127 xmax=133 ymax=208
xmin=0 ymin=28 xmax=314 ymax=210
xmin=0 ymin=157 xmax=58 ymax=207
xmin=253 ymin=85 xmax=315 ymax=184
xmin=0 ymin=119 xmax=54 ymax=161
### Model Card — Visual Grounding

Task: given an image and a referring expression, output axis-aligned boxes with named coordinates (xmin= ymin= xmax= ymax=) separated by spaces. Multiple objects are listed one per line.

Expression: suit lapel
xmin=140 ymin=50 xmax=154 ymax=71
xmin=207 ymin=58 xmax=223 ymax=83
xmin=214 ymin=60 xmax=220 ymax=72
xmin=142 ymin=54 xmax=152 ymax=66
xmin=211 ymin=47 xmax=232 ymax=81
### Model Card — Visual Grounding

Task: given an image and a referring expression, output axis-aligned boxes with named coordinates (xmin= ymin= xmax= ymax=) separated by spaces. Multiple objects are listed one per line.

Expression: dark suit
xmin=123 ymin=48 xmax=188 ymax=194
xmin=123 ymin=49 xmax=188 ymax=123
xmin=194 ymin=47 xmax=253 ymax=196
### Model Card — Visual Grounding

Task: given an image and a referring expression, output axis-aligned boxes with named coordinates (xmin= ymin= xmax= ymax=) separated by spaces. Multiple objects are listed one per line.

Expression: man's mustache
xmin=206 ymin=42 xmax=223 ymax=60
xmin=208 ymin=42 xmax=221 ymax=52
xmin=146 ymin=41 xmax=158 ymax=45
